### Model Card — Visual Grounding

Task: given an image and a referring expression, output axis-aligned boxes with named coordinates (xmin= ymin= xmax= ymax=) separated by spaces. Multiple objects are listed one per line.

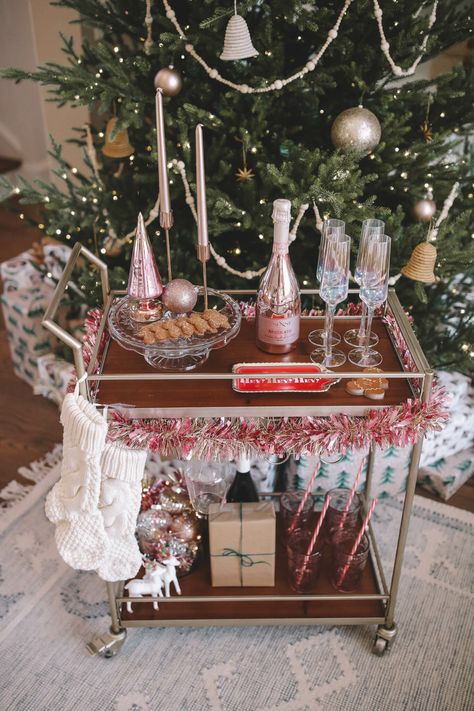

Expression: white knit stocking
xmin=45 ymin=392 xmax=108 ymax=570
xmin=96 ymin=443 xmax=148 ymax=582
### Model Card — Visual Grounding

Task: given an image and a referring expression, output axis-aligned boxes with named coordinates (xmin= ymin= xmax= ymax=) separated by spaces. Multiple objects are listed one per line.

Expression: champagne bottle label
xmin=257 ymin=314 xmax=300 ymax=344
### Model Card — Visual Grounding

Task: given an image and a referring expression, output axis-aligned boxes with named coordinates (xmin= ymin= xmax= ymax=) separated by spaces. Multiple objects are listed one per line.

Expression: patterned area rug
xmin=0 ymin=449 xmax=473 ymax=711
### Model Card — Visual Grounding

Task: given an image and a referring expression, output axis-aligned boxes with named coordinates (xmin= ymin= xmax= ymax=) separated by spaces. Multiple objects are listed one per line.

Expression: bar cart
xmin=43 ymin=243 xmax=434 ymax=658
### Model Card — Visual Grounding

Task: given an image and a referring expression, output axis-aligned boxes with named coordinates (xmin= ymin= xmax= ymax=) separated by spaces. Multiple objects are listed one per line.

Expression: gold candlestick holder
xmin=197 ymin=244 xmax=210 ymax=310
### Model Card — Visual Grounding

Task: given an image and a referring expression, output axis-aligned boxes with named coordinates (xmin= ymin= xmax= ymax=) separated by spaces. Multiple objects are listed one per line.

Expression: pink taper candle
xmin=195 ymin=123 xmax=210 ymax=308
xmin=155 ymin=88 xmax=173 ymax=230
xmin=287 ymin=460 xmax=321 ymax=537
xmin=337 ymin=455 xmax=366 ymax=532
xmin=336 ymin=497 xmax=377 ymax=588
xmin=195 ymin=123 xmax=209 ymax=250
xmin=295 ymin=495 xmax=331 ymax=588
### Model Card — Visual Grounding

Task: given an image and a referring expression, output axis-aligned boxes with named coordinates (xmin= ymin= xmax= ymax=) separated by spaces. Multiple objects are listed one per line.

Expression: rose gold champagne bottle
xmin=256 ymin=199 xmax=301 ymax=353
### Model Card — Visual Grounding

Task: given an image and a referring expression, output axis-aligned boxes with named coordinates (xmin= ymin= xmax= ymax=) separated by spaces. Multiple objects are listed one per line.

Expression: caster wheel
xmin=373 ymin=637 xmax=388 ymax=656
xmin=86 ymin=628 xmax=127 ymax=658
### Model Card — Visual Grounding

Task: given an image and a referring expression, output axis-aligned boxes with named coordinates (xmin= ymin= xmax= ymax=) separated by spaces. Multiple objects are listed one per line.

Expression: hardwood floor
xmin=0 ymin=199 xmax=472 ymax=513
xmin=0 ymin=201 xmax=61 ymax=487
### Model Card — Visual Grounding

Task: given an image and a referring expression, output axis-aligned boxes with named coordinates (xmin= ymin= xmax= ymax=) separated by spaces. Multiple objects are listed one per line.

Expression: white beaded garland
xmin=162 ymin=0 xmax=353 ymax=94
xmin=172 ymin=159 xmax=307 ymax=281
xmin=144 ymin=0 xmax=153 ymax=55
xmin=374 ymin=0 xmax=438 ymax=77
xmin=162 ymin=0 xmax=439 ymax=91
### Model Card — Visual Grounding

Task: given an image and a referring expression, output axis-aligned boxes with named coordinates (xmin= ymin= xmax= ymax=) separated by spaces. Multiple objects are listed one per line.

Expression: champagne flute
xmin=308 ymin=219 xmax=345 ymax=348
xmin=310 ymin=233 xmax=351 ymax=368
xmin=348 ymin=234 xmax=391 ymax=367
xmin=344 ymin=219 xmax=384 ymax=348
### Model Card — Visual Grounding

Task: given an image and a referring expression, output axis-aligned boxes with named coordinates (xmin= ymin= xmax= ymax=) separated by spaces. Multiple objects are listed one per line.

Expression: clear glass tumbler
xmin=280 ymin=491 xmax=315 ymax=541
xmin=287 ymin=528 xmax=324 ymax=594
xmin=326 ymin=488 xmax=362 ymax=541
xmin=331 ymin=531 xmax=370 ymax=593
xmin=183 ymin=461 xmax=231 ymax=516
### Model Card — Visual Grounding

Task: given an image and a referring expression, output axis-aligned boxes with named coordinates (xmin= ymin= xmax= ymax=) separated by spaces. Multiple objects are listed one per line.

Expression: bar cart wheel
xmin=373 ymin=637 xmax=388 ymax=656
xmin=373 ymin=623 xmax=397 ymax=656
xmin=86 ymin=627 xmax=127 ymax=658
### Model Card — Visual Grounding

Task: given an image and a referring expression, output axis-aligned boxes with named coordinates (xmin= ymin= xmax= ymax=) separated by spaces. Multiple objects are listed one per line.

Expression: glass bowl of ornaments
xmin=136 ymin=471 xmax=203 ymax=576
xmin=108 ymin=283 xmax=242 ymax=372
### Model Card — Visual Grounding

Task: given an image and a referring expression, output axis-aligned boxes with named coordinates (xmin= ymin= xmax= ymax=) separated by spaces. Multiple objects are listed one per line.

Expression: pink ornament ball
xmin=162 ymin=279 xmax=198 ymax=314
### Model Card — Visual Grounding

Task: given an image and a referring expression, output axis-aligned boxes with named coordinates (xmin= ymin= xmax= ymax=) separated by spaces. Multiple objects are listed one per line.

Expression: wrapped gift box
xmin=208 ymin=502 xmax=275 ymax=587
xmin=1 ymin=244 xmax=72 ymax=388
xmin=33 ymin=353 xmax=75 ymax=405
xmin=418 ymin=448 xmax=474 ymax=501
xmin=1 ymin=243 xmax=71 ymax=293
xmin=1 ymin=287 xmax=55 ymax=386
xmin=420 ymin=372 xmax=474 ymax=467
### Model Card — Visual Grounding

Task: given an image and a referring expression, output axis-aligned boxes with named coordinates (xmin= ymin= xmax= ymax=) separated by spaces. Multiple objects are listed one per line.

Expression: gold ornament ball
xmin=154 ymin=67 xmax=183 ymax=97
xmin=170 ymin=512 xmax=201 ymax=542
xmin=158 ymin=487 xmax=192 ymax=514
xmin=330 ymin=107 xmax=382 ymax=153
xmin=162 ymin=279 xmax=198 ymax=313
xmin=413 ymin=199 xmax=437 ymax=222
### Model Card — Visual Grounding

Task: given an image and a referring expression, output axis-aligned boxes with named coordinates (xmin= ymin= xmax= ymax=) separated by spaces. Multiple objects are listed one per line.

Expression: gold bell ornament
xmin=102 ymin=117 xmax=134 ymax=158
xmin=220 ymin=2 xmax=259 ymax=61
xmin=401 ymin=241 xmax=437 ymax=284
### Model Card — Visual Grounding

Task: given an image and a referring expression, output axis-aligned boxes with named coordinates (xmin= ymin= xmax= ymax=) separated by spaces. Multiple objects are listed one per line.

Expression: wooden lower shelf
xmin=119 ymin=521 xmax=387 ymax=627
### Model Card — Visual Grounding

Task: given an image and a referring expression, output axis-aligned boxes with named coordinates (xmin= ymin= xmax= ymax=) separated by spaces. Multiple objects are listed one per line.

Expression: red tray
xmin=232 ymin=362 xmax=340 ymax=393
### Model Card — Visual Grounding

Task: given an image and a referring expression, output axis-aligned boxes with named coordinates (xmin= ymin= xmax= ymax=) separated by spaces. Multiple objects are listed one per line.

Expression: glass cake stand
xmin=107 ymin=287 xmax=242 ymax=371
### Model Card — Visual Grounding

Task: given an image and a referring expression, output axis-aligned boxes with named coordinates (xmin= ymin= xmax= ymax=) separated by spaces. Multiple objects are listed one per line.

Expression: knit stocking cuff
xmin=60 ymin=393 xmax=108 ymax=452
xmin=101 ymin=443 xmax=147 ymax=483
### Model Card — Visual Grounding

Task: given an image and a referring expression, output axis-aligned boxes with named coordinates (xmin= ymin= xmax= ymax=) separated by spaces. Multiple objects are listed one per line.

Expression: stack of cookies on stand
xmin=139 ymin=309 xmax=230 ymax=345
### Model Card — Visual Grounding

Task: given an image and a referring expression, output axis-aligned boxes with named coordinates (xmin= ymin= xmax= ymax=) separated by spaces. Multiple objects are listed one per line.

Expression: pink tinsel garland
xmin=78 ymin=304 xmax=449 ymax=459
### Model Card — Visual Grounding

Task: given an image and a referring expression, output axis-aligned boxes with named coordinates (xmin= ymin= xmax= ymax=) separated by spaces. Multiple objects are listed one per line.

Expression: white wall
xmin=0 ymin=0 xmax=88 ymax=183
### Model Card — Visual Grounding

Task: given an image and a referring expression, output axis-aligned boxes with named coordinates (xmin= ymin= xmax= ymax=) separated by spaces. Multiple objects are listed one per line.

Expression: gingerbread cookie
xmin=346 ymin=368 xmax=389 ymax=400
xmin=137 ymin=310 xmax=231 ymax=345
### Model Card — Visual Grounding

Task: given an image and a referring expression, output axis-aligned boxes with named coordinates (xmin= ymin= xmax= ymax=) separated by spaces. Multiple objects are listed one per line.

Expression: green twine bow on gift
xmin=211 ymin=503 xmax=273 ymax=585
xmin=220 ymin=548 xmax=270 ymax=586
xmin=221 ymin=548 xmax=270 ymax=568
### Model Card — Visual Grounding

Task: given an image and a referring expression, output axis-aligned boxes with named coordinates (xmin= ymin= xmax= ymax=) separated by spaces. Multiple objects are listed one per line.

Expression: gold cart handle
xmin=42 ymin=242 xmax=109 ymax=396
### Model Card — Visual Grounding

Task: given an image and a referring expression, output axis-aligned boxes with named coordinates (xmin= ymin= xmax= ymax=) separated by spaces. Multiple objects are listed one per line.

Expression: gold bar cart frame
xmin=43 ymin=245 xmax=433 ymax=657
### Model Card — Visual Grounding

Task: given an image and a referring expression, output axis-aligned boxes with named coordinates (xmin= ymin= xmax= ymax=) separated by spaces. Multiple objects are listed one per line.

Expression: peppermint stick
xmin=295 ymin=495 xmax=331 ymax=588
xmin=337 ymin=456 xmax=366 ymax=532
xmin=287 ymin=460 xmax=321 ymax=537
xmin=336 ymin=497 xmax=377 ymax=588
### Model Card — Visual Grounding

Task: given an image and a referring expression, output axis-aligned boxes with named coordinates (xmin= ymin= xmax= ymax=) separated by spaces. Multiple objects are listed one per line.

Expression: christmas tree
xmin=1 ymin=0 xmax=473 ymax=370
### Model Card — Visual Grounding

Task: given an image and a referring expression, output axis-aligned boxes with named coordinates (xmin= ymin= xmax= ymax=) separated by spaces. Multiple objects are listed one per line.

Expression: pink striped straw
xmin=295 ymin=494 xmax=331 ymax=588
xmin=287 ymin=460 xmax=321 ymax=537
xmin=336 ymin=497 xmax=377 ymax=588
xmin=337 ymin=455 xmax=366 ymax=532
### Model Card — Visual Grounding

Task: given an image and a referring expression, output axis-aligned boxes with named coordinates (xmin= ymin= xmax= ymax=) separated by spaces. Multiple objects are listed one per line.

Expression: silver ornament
xmin=330 ymin=107 xmax=382 ymax=153
xmin=413 ymin=198 xmax=436 ymax=222
xmin=154 ymin=67 xmax=183 ymax=97
xmin=162 ymin=279 xmax=198 ymax=314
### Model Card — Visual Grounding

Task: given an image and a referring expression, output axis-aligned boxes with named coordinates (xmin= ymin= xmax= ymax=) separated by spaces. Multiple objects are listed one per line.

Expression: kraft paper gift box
xmin=208 ymin=502 xmax=276 ymax=587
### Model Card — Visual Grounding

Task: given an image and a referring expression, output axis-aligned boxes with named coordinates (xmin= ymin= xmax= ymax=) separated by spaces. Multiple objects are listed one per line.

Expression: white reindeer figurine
xmin=124 ymin=561 xmax=164 ymax=612
xmin=159 ymin=555 xmax=182 ymax=598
